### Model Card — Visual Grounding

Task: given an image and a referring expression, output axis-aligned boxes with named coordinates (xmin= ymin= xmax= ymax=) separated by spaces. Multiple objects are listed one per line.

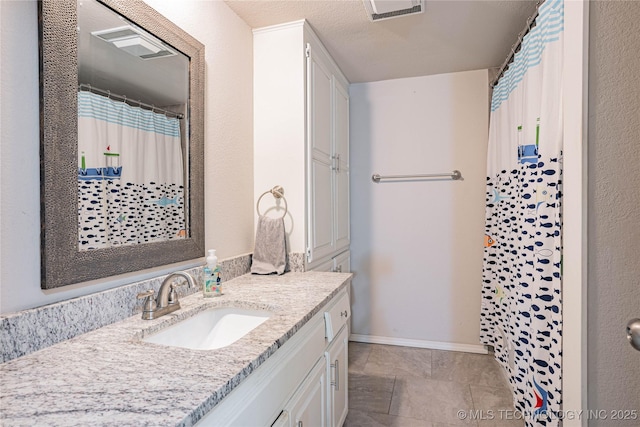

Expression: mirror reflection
xmin=39 ymin=0 xmax=204 ymax=289
xmin=76 ymin=0 xmax=190 ymax=250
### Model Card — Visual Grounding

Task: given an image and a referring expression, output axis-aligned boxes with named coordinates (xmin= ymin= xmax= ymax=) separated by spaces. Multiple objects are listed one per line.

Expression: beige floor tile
xmin=389 ymin=377 xmax=476 ymax=426
xmin=349 ymin=341 xmax=372 ymax=373
xmin=348 ymin=372 xmax=396 ymax=414
xmin=344 ymin=409 xmax=432 ymax=427
xmin=470 ymin=384 xmax=525 ymax=427
xmin=431 ymin=350 xmax=508 ymax=389
xmin=347 ymin=344 xmax=523 ymax=427
xmin=363 ymin=344 xmax=432 ymax=378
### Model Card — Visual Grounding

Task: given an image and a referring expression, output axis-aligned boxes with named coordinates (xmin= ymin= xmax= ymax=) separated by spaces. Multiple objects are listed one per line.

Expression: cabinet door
xmin=333 ymin=79 xmax=349 ymax=171
xmin=289 ymin=357 xmax=327 ymax=427
xmin=326 ymin=326 xmax=349 ymax=427
xmin=307 ymin=45 xmax=335 ymax=264
xmin=308 ymin=158 xmax=334 ymax=264
xmin=313 ymin=257 xmax=335 ymax=272
xmin=333 ymin=79 xmax=350 ymax=252
xmin=333 ymin=250 xmax=350 ymax=274
xmin=308 ymin=45 xmax=332 ymax=161
xmin=312 ymin=251 xmax=350 ymax=273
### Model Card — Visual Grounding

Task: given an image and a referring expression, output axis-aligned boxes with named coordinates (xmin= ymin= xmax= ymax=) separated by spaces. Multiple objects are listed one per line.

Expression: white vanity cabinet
xmin=323 ymin=289 xmax=350 ymax=427
xmin=326 ymin=326 xmax=349 ymax=427
xmin=253 ymin=20 xmax=350 ymax=271
xmin=197 ymin=287 xmax=350 ymax=427
xmin=277 ymin=357 xmax=327 ymax=427
xmin=279 ymin=290 xmax=350 ymax=427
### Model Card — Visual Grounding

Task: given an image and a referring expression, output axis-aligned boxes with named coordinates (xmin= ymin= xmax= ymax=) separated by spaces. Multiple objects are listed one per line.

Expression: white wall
xmin=0 ymin=0 xmax=254 ymax=314
xmin=349 ymin=70 xmax=488 ymax=350
xmin=252 ymin=23 xmax=306 ymax=254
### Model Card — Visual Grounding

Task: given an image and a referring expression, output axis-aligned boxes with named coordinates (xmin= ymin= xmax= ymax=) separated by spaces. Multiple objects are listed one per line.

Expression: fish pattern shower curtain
xmin=77 ymin=91 xmax=185 ymax=250
xmin=480 ymin=0 xmax=563 ymax=425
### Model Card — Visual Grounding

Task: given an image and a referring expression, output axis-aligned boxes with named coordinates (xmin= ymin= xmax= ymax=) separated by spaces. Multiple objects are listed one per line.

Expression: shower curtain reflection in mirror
xmin=77 ymin=91 xmax=185 ymax=250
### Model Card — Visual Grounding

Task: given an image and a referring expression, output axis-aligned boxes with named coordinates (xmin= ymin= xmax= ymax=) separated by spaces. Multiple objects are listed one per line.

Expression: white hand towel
xmin=251 ymin=215 xmax=287 ymax=275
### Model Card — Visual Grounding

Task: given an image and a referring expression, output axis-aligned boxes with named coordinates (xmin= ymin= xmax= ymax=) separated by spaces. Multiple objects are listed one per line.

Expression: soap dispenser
xmin=203 ymin=249 xmax=222 ymax=297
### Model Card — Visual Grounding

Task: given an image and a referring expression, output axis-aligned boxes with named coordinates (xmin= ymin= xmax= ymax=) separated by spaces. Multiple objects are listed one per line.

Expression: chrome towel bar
xmin=372 ymin=170 xmax=462 ymax=183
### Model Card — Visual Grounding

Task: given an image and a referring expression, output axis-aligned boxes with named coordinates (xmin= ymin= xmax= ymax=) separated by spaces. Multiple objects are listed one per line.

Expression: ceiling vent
xmin=362 ymin=0 xmax=424 ymax=22
xmin=92 ymin=26 xmax=176 ymax=60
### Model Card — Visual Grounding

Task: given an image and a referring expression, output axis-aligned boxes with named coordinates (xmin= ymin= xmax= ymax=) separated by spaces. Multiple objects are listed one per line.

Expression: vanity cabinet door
xmin=326 ymin=326 xmax=349 ymax=427
xmin=307 ymin=55 xmax=351 ymax=267
xmin=307 ymin=44 xmax=336 ymax=265
xmin=288 ymin=357 xmax=327 ymax=427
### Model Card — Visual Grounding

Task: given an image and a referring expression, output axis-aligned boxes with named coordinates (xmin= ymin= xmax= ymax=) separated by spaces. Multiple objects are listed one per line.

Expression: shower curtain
xmin=480 ymin=0 xmax=564 ymax=425
xmin=77 ymin=91 xmax=185 ymax=250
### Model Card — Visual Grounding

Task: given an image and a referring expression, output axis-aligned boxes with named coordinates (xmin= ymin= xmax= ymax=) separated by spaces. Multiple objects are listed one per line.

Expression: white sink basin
xmin=142 ymin=307 xmax=272 ymax=350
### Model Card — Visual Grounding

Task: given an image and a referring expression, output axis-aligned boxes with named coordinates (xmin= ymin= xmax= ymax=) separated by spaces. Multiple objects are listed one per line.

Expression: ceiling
xmin=224 ymin=0 xmax=539 ymax=84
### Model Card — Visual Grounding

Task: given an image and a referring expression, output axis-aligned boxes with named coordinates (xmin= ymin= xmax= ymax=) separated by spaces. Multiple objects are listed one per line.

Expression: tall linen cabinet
xmin=253 ymin=20 xmax=350 ymax=271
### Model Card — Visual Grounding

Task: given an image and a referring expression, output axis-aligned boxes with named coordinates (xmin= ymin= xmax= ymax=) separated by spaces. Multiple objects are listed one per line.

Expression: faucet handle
xmin=137 ymin=289 xmax=154 ymax=299
xmin=168 ymin=283 xmax=179 ymax=305
xmin=137 ymin=289 xmax=156 ymax=317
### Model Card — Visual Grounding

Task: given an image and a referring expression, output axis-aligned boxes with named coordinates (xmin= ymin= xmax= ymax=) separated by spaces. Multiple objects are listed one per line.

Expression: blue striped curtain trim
xmin=78 ymin=91 xmax=181 ymax=138
xmin=491 ymin=0 xmax=564 ymax=112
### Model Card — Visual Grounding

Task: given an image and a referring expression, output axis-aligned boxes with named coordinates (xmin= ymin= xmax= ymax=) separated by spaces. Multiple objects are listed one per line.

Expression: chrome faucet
xmin=137 ymin=271 xmax=195 ymax=320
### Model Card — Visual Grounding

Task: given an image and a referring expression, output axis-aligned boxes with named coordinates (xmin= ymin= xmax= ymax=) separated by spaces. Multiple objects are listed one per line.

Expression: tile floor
xmin=344 ymin=342 xmax=525 ymax=427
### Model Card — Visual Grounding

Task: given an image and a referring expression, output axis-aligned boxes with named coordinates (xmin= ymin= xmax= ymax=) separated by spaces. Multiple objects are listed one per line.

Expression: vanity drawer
xmin=324 ymin=291 xmax=350 ymax=342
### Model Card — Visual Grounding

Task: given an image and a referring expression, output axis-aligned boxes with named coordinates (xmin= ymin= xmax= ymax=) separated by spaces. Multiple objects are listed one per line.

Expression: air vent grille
xmin=363 ymin=0 xmax=424 ymax=22
xmin=91 ymin=26 xmax=176 ymax=60
xmin=93 ymin=27 xmax=138 ymax=42
xmin=372 ymin=4 xmax=421 ymax=20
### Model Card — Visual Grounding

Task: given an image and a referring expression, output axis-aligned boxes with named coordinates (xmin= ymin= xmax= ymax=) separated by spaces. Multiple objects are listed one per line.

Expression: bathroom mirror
xmin=39 ymin=0 xmax=205 ymax=289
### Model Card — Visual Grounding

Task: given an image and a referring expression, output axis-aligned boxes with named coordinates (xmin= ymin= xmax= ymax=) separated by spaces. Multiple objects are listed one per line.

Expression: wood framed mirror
xmin=39 ymin=0 xmax=204 ymax=289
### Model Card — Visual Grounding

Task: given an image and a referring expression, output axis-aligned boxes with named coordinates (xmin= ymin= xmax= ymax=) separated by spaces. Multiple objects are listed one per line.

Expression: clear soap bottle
xmin=203 ymin=249 xmax=222 ymax=297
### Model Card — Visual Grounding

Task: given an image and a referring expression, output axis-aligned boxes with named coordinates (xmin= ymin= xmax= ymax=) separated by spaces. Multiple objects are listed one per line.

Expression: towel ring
xmin=256 ymin=185 xmax=288 ymax=219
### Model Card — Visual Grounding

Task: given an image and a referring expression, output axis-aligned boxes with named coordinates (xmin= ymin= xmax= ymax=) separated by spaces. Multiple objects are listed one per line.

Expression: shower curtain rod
xmin=78 ymin=83 xmax=184 ymax=119
xmin=490 ymin=0 xmax=544 ymax=88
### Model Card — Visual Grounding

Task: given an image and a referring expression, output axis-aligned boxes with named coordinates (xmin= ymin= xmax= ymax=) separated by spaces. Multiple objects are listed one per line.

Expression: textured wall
xmin=0 ymin=0 xmax=253 ymax=313
xmin=587 ymin=1 xmax=640 ymax=422
xmin=349 ymin=70 xmax=488 ymax=349
xmin=144 ymin=0 xmax=255 ymax=260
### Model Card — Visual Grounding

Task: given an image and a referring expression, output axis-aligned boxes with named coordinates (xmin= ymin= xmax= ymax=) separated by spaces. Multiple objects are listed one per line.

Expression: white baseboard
xmin=349 ymin=333 xmax=489 ymax=355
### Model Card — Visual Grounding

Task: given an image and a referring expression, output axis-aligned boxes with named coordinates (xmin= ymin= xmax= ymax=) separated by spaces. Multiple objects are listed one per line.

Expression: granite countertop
xmin=0 ymin=272 xmax=352 ymax=426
